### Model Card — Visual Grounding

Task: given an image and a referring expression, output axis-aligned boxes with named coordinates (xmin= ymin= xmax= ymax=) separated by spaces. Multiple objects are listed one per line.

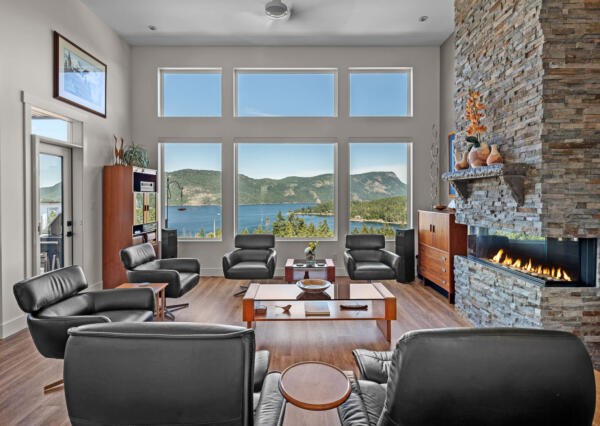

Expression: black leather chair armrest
xmin=266 ymin=249 xmax=277 ymax=277
xmin=159 ymin=258 xmax=201 ymax=273
xmin=381 ymin=249 xmax=400 ymax=277
xmin=344 ymin=251 xmax=356 ymax=272
xmin=87 ymin=288 xmax=155 ymax=312
xmin=352 ymin=349 xmax=393 ymax=384
xmin=254 ymin=372 xmax=286 ymax=426
xmin=254 ymin=350 xmax=271 ymax=392
xmin=126 ymin=270 xmax=181 ymax=294
xmin=223 ymin=250 xmax=240 ymax=273
xmin=28 ymin=314 xmax=110 ymax=359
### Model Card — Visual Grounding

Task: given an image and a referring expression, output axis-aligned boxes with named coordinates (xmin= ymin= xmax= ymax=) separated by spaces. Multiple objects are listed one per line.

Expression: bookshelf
xmin=102 ymin=165 xmax=158 ymax=289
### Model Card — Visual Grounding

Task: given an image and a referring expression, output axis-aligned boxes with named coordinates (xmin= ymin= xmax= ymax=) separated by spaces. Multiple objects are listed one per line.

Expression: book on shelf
xmin=304 ymin=301 xmax=330 ymax=316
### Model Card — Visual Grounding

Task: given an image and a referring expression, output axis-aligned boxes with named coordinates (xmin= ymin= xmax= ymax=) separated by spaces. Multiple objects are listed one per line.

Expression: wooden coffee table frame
xmin=242 ymin=282 xmax=396 ymax=341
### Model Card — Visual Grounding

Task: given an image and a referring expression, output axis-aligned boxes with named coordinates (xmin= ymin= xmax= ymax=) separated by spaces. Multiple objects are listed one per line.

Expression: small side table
xmin=117 ymin=283 xmax=168 ymax=321
xmin=284 ymin=258 xmax=336 ymax=283
xmin=278 ymin=361 xmax=351 ymax=411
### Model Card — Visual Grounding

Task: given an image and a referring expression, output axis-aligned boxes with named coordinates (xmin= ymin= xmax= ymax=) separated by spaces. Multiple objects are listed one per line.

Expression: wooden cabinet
xmin=103 ymin=166 xmax=158 ymax=289
xmin=417 ymin=210 xmax=467 ymax=303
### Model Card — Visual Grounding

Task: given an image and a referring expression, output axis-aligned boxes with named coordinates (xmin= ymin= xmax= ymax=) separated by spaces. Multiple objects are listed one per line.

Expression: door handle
xmin=66 ymin=231 xmax=73 ymax=237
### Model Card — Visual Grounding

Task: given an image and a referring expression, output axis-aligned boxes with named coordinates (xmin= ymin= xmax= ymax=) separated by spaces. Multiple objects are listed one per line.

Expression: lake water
xmin=165 ymin=203 xmax=403 ymax=237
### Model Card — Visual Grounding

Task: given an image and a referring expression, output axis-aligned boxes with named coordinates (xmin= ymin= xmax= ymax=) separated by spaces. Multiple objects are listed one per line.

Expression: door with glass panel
xmin=37 ymin=142 xmax=73 ymax=273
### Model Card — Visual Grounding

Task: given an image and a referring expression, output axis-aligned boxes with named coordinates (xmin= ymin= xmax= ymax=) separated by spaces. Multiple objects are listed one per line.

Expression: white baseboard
xmin=1 ymin=314 xmax=27 ymax=339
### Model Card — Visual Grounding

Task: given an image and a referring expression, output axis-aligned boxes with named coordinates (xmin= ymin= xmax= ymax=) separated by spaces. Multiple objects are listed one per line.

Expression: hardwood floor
xmin=0 ymin=276 xmax=597 ymax=425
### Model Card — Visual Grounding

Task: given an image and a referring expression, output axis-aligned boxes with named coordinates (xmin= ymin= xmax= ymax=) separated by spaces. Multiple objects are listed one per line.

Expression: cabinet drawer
xmin=418 ymin=263 xmax=451 ymax=290
xmin=419 ymin=254 xmax=450 ymax=275
xmin=419 ymin=245 xmax=450 ymax=267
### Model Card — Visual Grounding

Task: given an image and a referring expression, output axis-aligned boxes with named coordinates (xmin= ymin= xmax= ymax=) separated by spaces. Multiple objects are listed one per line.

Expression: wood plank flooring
xmin=0 ymin=276 xmax=597 ymax=425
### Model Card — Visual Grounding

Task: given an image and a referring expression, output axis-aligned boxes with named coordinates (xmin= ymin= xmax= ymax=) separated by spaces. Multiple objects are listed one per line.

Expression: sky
xmin=31 ymin=118 xmax=69 ymax=142
xmin=40 ymin=154 xmax=63 ymax=188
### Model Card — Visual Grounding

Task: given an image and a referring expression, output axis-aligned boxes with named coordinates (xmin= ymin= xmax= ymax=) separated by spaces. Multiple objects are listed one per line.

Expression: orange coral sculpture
xmin=465 ymin=90 xmax=487 ymax=144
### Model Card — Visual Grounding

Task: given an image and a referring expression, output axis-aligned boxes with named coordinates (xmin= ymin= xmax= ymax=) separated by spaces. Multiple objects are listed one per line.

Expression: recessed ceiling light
xmin=148 ymin=25 xmax=157 ymax=31
xmin=265 ymin=0 xmax=289 ymax=19
xmin=419 ymin=16 xmax=429 ymax=22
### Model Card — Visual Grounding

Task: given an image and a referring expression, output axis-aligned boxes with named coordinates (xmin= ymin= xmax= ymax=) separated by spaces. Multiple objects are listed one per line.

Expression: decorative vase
xmin=486 ymin=144 xmax=503 ymax=165
xmin=455 ymin=151 xmax=469 ymax=170
xmin=468 ymin=142 xmax=490 ymax=168
xmin=305 ymin=252 xmax=315 ymax=262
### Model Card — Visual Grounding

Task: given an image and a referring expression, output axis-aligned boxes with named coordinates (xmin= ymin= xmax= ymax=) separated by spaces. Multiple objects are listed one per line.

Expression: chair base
xmin=234 ymin=285 xmax=249 ymax=297
xmin=163 ymin=303 xmax=189 ymax=321
xmin=43 ymin=378 xmax=64 ymax=394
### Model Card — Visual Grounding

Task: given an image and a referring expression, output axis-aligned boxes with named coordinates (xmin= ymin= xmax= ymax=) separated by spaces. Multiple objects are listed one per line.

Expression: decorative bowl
xmin=297 ymin=279 xmax=331 ymax=294
xmin=434 ymin=205 xmax=447 ymax=211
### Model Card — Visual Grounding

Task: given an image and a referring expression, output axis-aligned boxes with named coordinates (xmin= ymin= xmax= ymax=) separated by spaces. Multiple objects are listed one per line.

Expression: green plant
xmin=122 ymin=142 xmax=149 ymax=168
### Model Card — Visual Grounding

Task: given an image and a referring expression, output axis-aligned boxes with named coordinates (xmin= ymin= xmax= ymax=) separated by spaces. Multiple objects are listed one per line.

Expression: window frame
xmin=348 ymin=67 xmax=413 ymax=118
xmin=159 ymin=139 xmax=224 ymax=242
xmin=233 ymin=68 xmax=339 ymax=118
xmin=158 ymin=68 xmax=223 ymax=118
xmin=233 ymin=138 xmax=339 ymax=241
xmin=348 ymin=139 xmax=413 ymax=241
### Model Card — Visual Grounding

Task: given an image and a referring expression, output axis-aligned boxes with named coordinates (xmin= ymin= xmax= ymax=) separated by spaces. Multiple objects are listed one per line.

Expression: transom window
xmin=235 ymin=69 xmax=337 ymax=117
xmin=31 ymin=108 xmax=72 ymax=142
xmin=349 ymin=68 xmax=412 ymax=117
xmin=159 ymin=69 xmax=222 ymax=117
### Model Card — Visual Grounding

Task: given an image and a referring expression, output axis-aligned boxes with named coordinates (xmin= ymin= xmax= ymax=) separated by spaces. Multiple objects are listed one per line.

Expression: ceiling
xmin=81 ymin=0 xmax=454 ymax=46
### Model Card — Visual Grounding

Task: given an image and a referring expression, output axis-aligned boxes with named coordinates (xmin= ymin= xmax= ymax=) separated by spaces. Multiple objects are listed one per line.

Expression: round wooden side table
xmin=278 ymin=361 xmax=352 ymax=411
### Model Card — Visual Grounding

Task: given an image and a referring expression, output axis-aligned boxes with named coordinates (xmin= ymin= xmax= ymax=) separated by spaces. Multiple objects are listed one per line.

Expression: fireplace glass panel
xmin=468 ymin=227 xmax=596 ymax=286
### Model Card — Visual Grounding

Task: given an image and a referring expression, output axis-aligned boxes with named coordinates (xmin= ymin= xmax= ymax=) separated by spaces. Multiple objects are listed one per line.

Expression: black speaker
xmin=161 ymin=228 xmax=178 ymax=259
xmin=395 ymin=228 xmax=415 ymax=283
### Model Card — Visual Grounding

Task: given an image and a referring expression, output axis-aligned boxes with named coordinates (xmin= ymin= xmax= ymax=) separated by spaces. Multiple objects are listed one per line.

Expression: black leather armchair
xmin=120 ymin=242 xmax=200 ymax=319
xmin=343 ymin=234 xmax=401 ymax=282
xmin=12 ymin=265 xmax=154 ymax=392
xmin=339 ymin=328 xmax=596 ymax=426
xmin=64 ymin=322 xmax=286 ymax=426
xmin=223 ymin=234 xmax=277 ymax=296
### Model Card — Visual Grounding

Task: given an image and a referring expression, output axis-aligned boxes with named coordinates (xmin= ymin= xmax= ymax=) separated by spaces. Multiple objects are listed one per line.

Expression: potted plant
xmin=465 ymin=90 xmax=489 ymax=167
xmin=304 ymin=241 xmax=319 ymax=262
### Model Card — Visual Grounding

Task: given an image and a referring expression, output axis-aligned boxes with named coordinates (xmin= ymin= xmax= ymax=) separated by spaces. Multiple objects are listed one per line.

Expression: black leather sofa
xmin=120 ymin=242 xmax=200 ymax=319
xmin=64 ymin=322 xmax=286 ymax=426
xmin=343 ymin=234 xmax=401 ymax=281
xmin=339 ymin=328 xmax=596 ymax=426
xmin=13 ymin=265 xmax=154 ymax=392
xmin=223 ymin=234 xmax=277 ymax=295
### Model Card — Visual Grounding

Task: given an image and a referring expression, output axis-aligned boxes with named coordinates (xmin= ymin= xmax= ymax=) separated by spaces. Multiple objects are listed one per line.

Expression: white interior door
xmin=34 ymin=139 xmax=73 ymax=274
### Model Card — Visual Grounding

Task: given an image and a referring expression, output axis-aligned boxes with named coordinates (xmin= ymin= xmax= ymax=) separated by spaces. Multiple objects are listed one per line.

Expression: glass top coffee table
xmin=284 ymin=258 xmax=336 ymax=283
xmin=242 ymin=282 xmax=396 ymax=341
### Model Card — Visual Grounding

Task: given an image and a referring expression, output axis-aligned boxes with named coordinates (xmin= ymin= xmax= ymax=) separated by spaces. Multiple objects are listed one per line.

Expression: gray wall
xmin=131 ymin=46 xmax=441 ymax=276
xmin=0 ymin=0 xmax=131 ymax=337
xmin=439 ymin=33 xmax=456 ymax=206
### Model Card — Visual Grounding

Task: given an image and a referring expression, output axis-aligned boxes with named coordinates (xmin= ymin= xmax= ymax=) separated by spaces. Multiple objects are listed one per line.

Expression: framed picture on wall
xmin=53 ymin=31 xmax=107 ymax=117
xmin=448 ymin=132 xmax=456 ymax=197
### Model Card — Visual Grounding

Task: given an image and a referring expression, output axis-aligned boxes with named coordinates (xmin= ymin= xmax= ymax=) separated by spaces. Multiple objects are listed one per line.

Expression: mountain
xmin=165 ymin=169 xmax=406 ymax=205
xmin=40 ymin=183 xmax=61 ymax=203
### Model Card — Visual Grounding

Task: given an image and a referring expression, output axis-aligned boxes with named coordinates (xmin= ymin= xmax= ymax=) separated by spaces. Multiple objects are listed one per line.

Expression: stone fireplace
xmin=449 ymin=0 xmax=600 ymax=366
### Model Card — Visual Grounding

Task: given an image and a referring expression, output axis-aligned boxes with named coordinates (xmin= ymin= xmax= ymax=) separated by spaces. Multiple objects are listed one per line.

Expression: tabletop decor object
xmin=304 ymin=241 xmax=318 ymax=262
xmin=53 ymin=31 xmax=106 ymax=117
xmin=297 ymin=279 xmax=331 ymax=293
xmin=122 ymin=141 xmax=150 ymax=168
xmin=465 ymin=90 xmax=489 ymax=168
xmin=113 ymin=136 xmax=124 ymax=165
xmin=487 ymin=143 xmax=503 ymax=165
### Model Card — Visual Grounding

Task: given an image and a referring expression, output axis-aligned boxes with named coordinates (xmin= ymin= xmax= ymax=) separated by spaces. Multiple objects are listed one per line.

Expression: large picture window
xmin=162 ymin=143 xmax=222 ymax=239
xmin=349 ymin=142 xmax=410 ymax=238
xmin=236 ymin=143 xmax=336 ymax=238
xmin=349 ymin=68 xmax=412 ymax=117
xmin=159 ymin=69 xmax=222 ymax=117
xmin=235 ymin=69 xmax=337 ymax=117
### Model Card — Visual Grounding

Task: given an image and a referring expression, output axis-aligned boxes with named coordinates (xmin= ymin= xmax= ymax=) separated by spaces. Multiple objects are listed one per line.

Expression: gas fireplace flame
xmin=489 ymin=249 xmax=572 ymax=282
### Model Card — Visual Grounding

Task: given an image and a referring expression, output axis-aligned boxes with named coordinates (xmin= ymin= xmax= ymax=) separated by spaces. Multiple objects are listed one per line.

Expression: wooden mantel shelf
xmin=442 ymin=163 xmax=530 ymax=205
